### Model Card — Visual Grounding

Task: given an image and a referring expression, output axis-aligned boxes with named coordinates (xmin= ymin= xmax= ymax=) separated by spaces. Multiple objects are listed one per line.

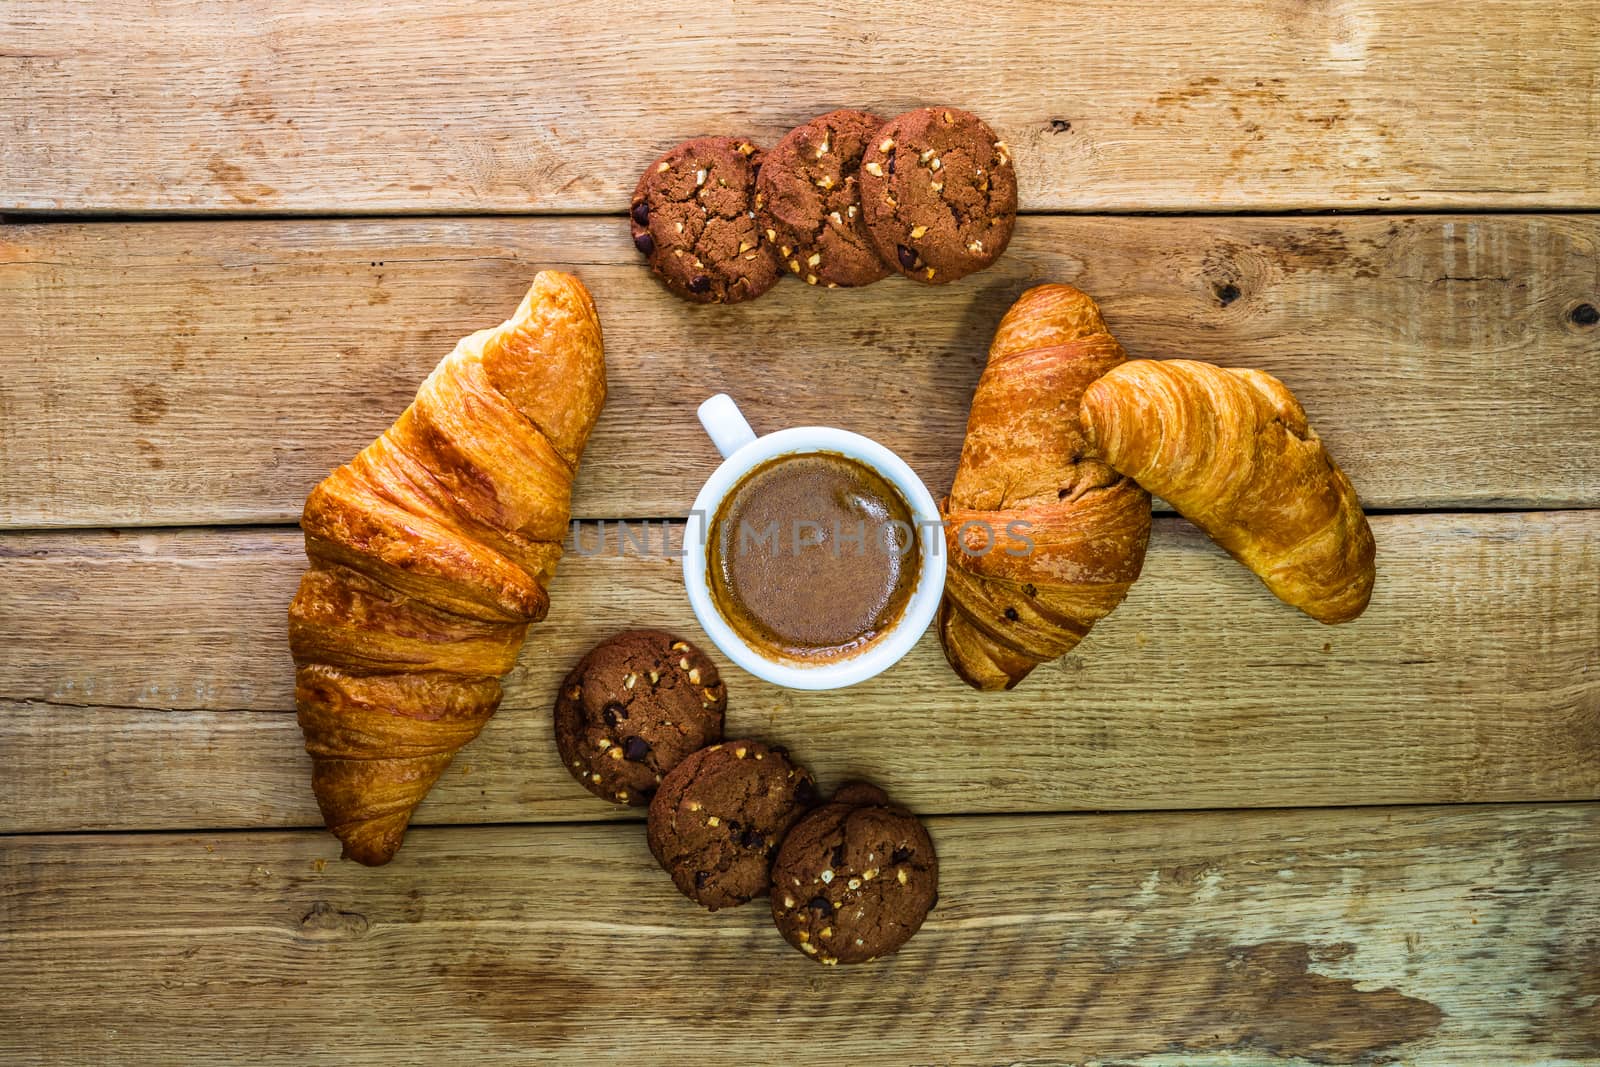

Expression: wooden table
xmin=3 ymin=3 xmax=1597 ymax=1063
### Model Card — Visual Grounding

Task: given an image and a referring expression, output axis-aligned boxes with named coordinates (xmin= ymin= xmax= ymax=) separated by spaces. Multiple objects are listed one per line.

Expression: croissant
xmin=288 ymin=271 xmax=606 ymax=865
xmin=1079 ymin=359 xmax=1374 ymax=624
xmin=938 ymin=284 xmax=1152 ymax=691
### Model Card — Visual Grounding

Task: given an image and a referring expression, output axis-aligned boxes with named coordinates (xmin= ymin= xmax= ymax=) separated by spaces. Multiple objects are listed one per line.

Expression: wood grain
xmin=4 ymin=803 xmax=1597 ymax=1064
xmin=2 ymin=512 xmax=1594 ymax=833
xmin=3 ymin=1 xmax=1596 ymax=214
xmin=2 ymin=214 xmax=1597 ymax=528
xmin=3 ymin=2 xmax=1595 ymax=1057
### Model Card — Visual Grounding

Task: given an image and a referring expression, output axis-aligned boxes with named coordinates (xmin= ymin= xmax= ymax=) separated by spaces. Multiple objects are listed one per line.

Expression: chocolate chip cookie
xmin=647 ymin=740 xmax=820 ymax=910
xmin=554 ymin=630 xmax=727 ymax=806
xmin=770 ymin=782 xmax=938 ymax=964
xmin=859 ymin=107 xmax=1017 ymax=285
xmin=630 ymin=136 xmax=782 ymax=304
xmin=754 ymin=109 xmax=891 ymax=289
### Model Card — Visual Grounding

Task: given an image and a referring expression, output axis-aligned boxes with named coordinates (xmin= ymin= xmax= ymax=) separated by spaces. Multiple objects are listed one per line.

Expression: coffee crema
xmin=706 ymin=451 xmax=920 ymax=664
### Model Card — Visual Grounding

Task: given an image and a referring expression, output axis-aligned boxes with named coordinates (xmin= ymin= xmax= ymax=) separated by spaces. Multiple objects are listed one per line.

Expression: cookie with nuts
xmin=554 ymin=630 xmax=727 ymax=806
xmin=754 ymin=109 xmax=891 ymax=289
xmin=859 ymin=107 xmax=1017 ymax=285
xmin=770 ymin=781 xmax=938 ymax=964
xmin=630 ymin=136 xmax=782 ymax=304
xmin=647 ymin=739 xmax=820 ymax=911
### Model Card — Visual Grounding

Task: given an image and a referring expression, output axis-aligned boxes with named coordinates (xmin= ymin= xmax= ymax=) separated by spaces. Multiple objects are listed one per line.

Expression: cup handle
xmin=697 ymin=393 xmax=758 ymax=459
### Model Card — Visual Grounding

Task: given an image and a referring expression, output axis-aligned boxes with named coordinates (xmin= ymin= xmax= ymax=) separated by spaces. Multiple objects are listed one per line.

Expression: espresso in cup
xmin=706 ymin=451 xmax=921 ymax=663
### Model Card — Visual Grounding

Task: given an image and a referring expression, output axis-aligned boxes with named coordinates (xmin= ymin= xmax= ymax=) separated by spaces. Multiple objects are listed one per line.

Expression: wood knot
xmin=1049 ymin=118 xmax=1072 ymax=133
xmin=298 ymin=900 xmax=370 ymax=941
xmin=1569 ymin=302 xmax=1598 ymax=327
xmin=1215 ymin=282 xmax=1242 ymax=307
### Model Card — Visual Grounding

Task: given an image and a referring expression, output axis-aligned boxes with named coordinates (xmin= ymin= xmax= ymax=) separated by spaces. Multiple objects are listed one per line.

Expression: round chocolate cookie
xmin=770 ymin=783 xmax=938 ymax=964
xmin=754 ymin=109 xmax=891 ymax=289
xmin=647 ymin=740 xmax=819 ymax=910
xmin=554 ymin=630 xmax=727 ymax=806
xmin=858 ymin=107 xmax=1017 ymax=285
xmin=630 ymin=136 xmax=782 ymax=304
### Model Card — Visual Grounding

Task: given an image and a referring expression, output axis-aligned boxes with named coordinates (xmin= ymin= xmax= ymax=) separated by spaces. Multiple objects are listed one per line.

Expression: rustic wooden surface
xmin=5 ymin=805 xmax=1598 ymax=1064
xmin=3 ymin=0 xmax=1597 ymax=214
xmin=3 ymin=0 xmax=1598 ymax=1063
xmin=3 ymin=513 xmax=1596 ymax=833
xmin=3 ymin=215 xmax=1599 ymax=527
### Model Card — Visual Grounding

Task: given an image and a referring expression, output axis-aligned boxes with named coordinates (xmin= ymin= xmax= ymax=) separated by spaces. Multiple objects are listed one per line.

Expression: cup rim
xmin=683 ymin=427 xmax=947 ymax=691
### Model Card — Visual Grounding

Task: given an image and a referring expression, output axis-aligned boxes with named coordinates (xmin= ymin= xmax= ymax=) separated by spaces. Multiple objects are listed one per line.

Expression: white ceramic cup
xmin=684 ymin=393 xmax=947 ymax=691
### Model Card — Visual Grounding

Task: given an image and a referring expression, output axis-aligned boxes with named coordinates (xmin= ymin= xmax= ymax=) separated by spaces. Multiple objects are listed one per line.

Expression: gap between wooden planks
xmin=2 ymin=0 xmax=1596 ymax=213
xmin=4 ymin=803 xmax=1598 ymax=1064
xmin=2 ymin=512 xmax=1594 ymax=834
xmin=1 ymin=214 xmax=1597 ymax=528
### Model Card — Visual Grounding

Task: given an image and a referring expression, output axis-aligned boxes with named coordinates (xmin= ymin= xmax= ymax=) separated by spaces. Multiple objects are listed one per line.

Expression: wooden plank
xmin=4 ymin=804 xmax=1597 ymax=1064
xmin=1 ymin=512 xmax=1594 ymax=833
xmin=3 ymin=1 xmax=1596 ymax=214
xmin=3 ymin=215 xmax=1597 ymax=529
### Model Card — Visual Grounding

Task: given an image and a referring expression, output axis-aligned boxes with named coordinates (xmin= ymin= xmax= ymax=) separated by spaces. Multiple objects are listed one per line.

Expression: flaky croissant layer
xmin=1080 ymin=358 xmax=1374 ymax=625
xmin=938 ymin=284 xmax=1152 ymax=691
xmin=288 ymin=271 xmax=606 ymax=865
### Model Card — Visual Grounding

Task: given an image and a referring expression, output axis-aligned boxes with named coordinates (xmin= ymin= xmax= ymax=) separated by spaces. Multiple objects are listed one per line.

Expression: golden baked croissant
xmin=938 ymin=285 xmax=1152 ymax=691
xmin=1080 ymin=359 xmax=1374 ymax=624
xmin=288 ymin=271 xmax=606 ymax=865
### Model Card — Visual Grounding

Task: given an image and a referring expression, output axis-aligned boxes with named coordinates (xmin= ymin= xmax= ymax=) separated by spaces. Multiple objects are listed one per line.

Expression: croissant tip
xmin=338 ymin=836 xmax=400 ymax=867
xmin=952 ymin=661 xmax=1026 ymax=692
xmin=937 ymin=615 xmax=1023 ymax=693
xmin=1308 ymin=596 xmax=1373 ymax=626
xmin=529 ymin=269 xmax=599 ymax=319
